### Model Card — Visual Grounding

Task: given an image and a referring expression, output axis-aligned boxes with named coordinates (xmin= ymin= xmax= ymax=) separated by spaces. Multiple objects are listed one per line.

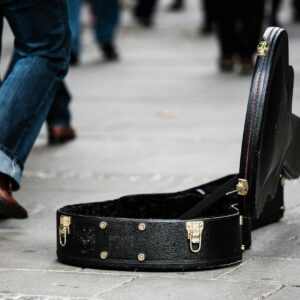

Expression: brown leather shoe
xmin=0 ymin=175 xmax=28 ymax=219
xmin=48 ymin=125 xmax=76 ymax=145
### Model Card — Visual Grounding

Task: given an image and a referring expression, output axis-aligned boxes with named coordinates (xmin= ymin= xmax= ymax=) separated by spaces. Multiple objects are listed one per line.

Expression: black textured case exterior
xmin=57 ymin=177 xmax=284 ymax=271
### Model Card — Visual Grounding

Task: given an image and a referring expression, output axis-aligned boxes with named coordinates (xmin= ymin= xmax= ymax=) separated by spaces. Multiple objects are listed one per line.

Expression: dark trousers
xmin=294 ymin=0 xmax=300 ymax=13
xmin=134 ymin=0 xmax=158 ymax=21
xmin=271 ymin=0 xmax=281 ymax=18
xmin=68 ymin=0 xmax=120 ymax=55
xmin=215 ymin=0 xmax=265 ymax=59
xmin=47 ymin=82 xmax=71 ymax=127
xmin=202 ymin=0 xmax=214 ymax=26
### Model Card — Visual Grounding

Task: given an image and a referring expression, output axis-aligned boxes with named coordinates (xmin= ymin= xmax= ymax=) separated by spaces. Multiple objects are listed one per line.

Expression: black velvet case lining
xmin=60 ymin=177 xmax=237 ymax=219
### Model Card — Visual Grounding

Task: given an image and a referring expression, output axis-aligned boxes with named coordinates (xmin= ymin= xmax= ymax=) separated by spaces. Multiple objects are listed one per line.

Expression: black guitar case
xmin=57 ymin=27 xmax=300 ymax=271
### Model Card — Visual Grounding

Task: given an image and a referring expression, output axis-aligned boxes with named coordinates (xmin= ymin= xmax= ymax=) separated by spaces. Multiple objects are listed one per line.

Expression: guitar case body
xmin=57 ymin=27 xmax=300 ymax=271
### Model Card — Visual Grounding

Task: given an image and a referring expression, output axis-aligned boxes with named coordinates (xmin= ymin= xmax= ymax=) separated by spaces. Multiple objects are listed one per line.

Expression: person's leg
xmin=134 ymin=0 xmax=159 ymax=28
xmin=200 ymin=0 xmax=214 ymax=34
xmin=91 ymin=0 xmax=120 ymax=61
xmin=293 ymin=0 xmax=300 ymax=21
xmin=6 ymin=52 xmax=75 ymax=146
xmin=0 ymin=0 xmax=70 ymax=218
xmin=67 ymin=0 xmax=81 ymax=64
xmin=214 ymin=0 xmax=236 ymax=71
xmin=47 ymin=0 xmax=79 ymax=144
xmin=239 ymin=0 xmax=265 ymax=73
xmin=270 ymin=0 xmax=282 ymax=26
xmin=168 ymin=0 xmax=185 ymax=12
xmin=47 ymin=82 xmax=76 ymax=145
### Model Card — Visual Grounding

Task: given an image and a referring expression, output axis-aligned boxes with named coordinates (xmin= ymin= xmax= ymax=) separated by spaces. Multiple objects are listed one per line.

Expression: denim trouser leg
xmin=6 ymin=54 xmax=73 ymax=133
xmin=67 ymin=0 xmax=81 ymax=55
xmin=48 ymin=0 xmax=77 ymax=127
xmin=47 ymin=81 xmax=72 ymax=127
xmin=0 ymin=0 xmax=71 ymax=190
xmin=92 ymin=0 xmax=120 ymax=45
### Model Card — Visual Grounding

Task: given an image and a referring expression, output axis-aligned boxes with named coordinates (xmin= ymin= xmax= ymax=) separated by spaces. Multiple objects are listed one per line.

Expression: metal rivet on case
xmin=100 ymin=251 xmax=108 ymax=260
xmin=138 ymin=253 xmax=145 ymax=262
xmin=99 ymin=221 xmax=108 ymax=230
xmin=280 ymin=205 xmax=285 ymax=211
xmin=241 ymin=245 xmax=245 ymax=252
xmin=138 ymin=223 xmax=146 ymax=231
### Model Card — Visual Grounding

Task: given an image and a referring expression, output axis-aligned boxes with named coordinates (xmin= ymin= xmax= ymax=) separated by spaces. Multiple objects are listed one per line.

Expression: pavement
xmin=1 ymin=1 xmax=300 ymax=299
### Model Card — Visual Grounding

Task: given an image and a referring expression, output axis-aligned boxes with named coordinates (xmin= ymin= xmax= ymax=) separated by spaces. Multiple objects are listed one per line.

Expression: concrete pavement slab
xmin=0 ymin=270 xmax=135 ymax=298
xmin=267 ymin=286 xmax=300 ymax=299
xmin=99 ymin=276 xmax=283 ymax=300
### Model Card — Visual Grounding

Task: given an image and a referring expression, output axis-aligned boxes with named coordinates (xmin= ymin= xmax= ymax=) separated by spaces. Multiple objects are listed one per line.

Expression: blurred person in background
xmin=0 ymin=0 xmax=70 ymax=219
xmin=214 ymin=0 xmax=265 ymax=74
xmin=294 ymin=0 xmax=300 ymax=21
xmin=68 ymin=0 xmax=120 ymax=65
xmin=270 ymin=0 xmax=282 ymax=26
xmin=200 ymin=0 xmax=214 ymax=35
xmin=168 ymin=0 xmax=184 ymax=11
xmin=134 ymin=0 xmax=158 ymax=28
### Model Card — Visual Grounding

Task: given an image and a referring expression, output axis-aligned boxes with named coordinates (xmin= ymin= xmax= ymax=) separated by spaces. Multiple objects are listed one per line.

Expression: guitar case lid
xmin=238 ymin=27 xmax=300 ymax=218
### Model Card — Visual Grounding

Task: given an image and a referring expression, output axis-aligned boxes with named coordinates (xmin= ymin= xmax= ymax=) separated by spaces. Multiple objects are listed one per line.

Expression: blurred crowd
xmin=66 ymin=0 xmax=300 ymax=72
xmin=0 ymin=0 xmax=299 ymax=219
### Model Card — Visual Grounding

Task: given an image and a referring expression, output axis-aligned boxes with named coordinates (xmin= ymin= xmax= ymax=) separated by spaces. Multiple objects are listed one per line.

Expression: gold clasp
xmin=257 ymin=41 xmax=270 ymax=56
xmin=236 ymin=179 xmax=249 ymax=196
xmin=59 ymin=215 xmax=72 ymax=247
xmin=186 ymin=221 xmax=204 ymax=253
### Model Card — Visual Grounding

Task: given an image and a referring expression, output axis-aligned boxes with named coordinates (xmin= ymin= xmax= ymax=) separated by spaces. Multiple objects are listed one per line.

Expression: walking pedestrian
xmin=0 ymin=0 xmax=70 ymax=219
xmin=167 ymin=0 xmax=184 ymax=12
xmin=68 ymin=0 xmax=120 ymax=64
xmin=200 ymin=0 xmax=214 ymax=35
xmin=134 ymin=0 xmax=158 ymax=28
xmin=214 ymin=0 xmax=265 ymax=74
xmin=270 ymin=0 xmax=282 ymax=26
xmin=294 ymin=0 xmax=300 ymax=21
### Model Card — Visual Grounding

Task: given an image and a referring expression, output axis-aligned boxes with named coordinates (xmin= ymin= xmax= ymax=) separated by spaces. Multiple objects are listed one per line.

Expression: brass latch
xmin=257 ymin=41 xmax=270 ymax=56
xmin=59 ymin=215 xmax=72 ymax=247
xmin=186 ymin=221 xmax=204 ymax=253
xmin=236 ymin=179 xmax=249 ymax=196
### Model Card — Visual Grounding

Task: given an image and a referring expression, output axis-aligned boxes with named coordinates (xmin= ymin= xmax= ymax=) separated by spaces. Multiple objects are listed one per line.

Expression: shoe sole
xmin=48 ymin=135 xmax=76 ymax=145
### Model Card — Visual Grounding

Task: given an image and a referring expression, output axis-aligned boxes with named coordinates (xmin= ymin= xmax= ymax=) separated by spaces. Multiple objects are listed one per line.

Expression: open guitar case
xmin=57 ymin=27 xmax=300 ymax=271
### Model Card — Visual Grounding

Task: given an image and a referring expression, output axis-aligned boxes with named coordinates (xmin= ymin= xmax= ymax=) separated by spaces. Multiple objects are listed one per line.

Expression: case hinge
xmin=59 ymin=215 xmax=72 ymax=247
xmin=236 ymin=179 xmax=249 ymax=196
xmin=186 ymin=221 xmax=204 ymax=253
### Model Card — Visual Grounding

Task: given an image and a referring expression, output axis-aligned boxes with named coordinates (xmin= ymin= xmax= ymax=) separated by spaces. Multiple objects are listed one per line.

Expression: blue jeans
xmin=68 ymin=0 xmax=120 ymax=55
xmin=47 ymin=82 xmax=71 ymax=127
xmin=0 ymin=0 xmax=71 ymax=190
xmin=68 ymin=0 xmax=81 ymax=56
